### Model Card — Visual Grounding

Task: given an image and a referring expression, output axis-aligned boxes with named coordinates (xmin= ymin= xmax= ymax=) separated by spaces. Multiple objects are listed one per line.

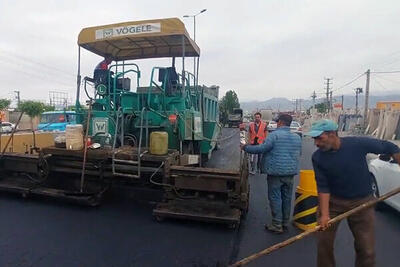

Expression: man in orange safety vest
xmin=248 ymin=112 xmax=268 ymax=174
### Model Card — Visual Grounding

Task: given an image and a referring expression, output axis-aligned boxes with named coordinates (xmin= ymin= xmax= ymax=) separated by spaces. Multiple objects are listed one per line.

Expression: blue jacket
xmin=244 ymin=126 xmax=302 ymax=176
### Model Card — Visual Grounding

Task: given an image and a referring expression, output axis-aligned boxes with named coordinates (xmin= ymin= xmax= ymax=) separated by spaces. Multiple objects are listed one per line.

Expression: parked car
xmin=0 ymin=122 xmax=15 ymax=133
xmin=290 ymin=121 xmax=302 ymax=137
xmin=369 ymin=154 xmax=400 ymax=211
xmin=267 ymin=121 xmax=277 ymax=132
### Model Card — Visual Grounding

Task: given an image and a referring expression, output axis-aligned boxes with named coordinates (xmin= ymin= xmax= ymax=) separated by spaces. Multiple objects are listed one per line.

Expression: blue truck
xmin=38 ymin=111 xmax=77 ymax=131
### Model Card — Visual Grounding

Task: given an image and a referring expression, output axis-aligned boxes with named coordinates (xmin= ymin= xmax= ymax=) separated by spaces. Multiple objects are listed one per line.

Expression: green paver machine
xmin=0 ymin=18 xmax=249 ymax=227
xmin=77 ymin=18 xmax=220 ymax=163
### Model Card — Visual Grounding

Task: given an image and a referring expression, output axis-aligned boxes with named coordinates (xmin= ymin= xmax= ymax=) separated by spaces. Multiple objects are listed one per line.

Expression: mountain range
xmin=240 ymin=94 xmax=400 ymax=112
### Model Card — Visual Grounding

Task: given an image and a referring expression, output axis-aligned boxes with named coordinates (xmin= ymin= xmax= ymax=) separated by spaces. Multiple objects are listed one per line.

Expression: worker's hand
xmin=240 ymin=144 xmax=246 ymax=150
xmin=239 ymin=123 xmax=246 ymax=131
xmin=318 ymin=214 xmax=331 ymax=230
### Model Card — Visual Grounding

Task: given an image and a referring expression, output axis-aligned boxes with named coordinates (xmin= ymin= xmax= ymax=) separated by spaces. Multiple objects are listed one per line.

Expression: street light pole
xmin=183 ymin=9 xmax=207 ymax=81
xmin=194 ymin=15 xmax=196 ymax=41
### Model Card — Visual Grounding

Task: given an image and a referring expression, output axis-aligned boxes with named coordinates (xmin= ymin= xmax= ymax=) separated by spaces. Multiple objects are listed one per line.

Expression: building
xmin=376 ymin=101 xmax=400 ymax=111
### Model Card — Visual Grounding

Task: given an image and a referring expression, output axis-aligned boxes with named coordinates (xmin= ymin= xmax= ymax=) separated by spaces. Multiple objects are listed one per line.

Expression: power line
xmin=373 ymin=76 xmax=389 ymax=91
xmin=369 ymin=49 xmax=400 ymax=68
xmin=377 ymin=57 xmax=400 ymax=68
xmin=0 ymin=50 xmax=75 ymax=78
xmin=0 ymin=91 xmax=13 ymax=99
xmin=332 ymin=73 xmax=365 ymax=92
xmin=0 ymin=58 xmax=72 ymax=87
xmin=370 ymin=70 xmax=400 ymax=74
xmin=0 ymin=55 xmax=75 ymax=80
xmin=373 ymin=73 xmax=400 ymax=84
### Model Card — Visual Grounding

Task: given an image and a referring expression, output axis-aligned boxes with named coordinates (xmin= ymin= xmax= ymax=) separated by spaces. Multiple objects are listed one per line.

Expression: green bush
xmin=18 ymin=101 xmax=45 ymax=118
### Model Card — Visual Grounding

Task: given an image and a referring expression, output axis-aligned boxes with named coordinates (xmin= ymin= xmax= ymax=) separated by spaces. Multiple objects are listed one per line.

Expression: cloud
xmin=0 ymin=0 xmax=399 ymax=104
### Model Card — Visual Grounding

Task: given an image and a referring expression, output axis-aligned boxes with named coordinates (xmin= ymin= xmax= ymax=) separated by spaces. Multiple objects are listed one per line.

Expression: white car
xmin=0 ymin=122 xmax=14 ymax=133
xmin=267 ymin=121 xmax=277 ymax=132
xmin=290 ymin=121 xmax=302 ymax=137
xmin=369 ymin=155 xmax=400 ymax=211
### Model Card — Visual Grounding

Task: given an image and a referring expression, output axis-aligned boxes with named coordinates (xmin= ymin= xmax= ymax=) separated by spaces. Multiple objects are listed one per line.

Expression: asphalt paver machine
xmin=0 ymin=18 xmax=249 ymax=227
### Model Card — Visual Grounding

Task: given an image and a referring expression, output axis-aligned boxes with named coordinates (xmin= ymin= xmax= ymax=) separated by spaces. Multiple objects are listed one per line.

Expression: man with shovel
xmin=306 ymin=119 xmax=400 ymax=267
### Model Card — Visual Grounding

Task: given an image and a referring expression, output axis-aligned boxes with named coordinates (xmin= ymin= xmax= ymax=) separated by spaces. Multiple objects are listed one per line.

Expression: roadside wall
xmin=368 ymin=110 xmax=400 ymax=140
xmin=8 ymin=111 xmax=40 ymax=130
xmin=302 ymin=109 xmax=400 ymax=141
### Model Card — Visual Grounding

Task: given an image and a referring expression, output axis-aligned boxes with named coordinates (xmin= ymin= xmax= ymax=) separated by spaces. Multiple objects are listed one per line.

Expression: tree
xmin=219 ymin=90 xmax=240 ymax=125
xmin=43 ymin=104 xmax=55 ymax=112
xmin=0 ymin=99 xmax=11 ymax=110
xmin=307 ymin=102 xmax=327 ymax=114
xmin=18 ymin=101 xmax=45 ymax=129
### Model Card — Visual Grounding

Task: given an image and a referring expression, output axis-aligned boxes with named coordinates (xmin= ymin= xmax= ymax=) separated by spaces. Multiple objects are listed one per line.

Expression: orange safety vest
xmin=249 ymin=121 xmax=267 ymax=145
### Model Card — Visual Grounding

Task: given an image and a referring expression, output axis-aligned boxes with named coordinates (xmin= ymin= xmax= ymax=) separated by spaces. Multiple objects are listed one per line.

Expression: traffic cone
xmin=293 ymin=170 xmax=318 ymax=230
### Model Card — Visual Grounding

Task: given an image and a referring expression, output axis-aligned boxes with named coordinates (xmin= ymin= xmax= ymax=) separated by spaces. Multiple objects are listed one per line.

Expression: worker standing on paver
xmin=241 ymin=114 xmax=302 ymax=233
xmin=306 ymin=119 xmax=400 ymax=267
xmin=248 ymin=112 xmax=268 ymax=174
xmin=93 ymin=55 xmax=113 ymax=89
xmin=95 ymin=55 xmax=113 ymax=71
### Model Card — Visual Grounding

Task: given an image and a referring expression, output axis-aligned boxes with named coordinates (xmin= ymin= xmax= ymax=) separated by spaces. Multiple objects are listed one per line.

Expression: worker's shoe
xmin=264 ymin=224 xmax=283 ymax=234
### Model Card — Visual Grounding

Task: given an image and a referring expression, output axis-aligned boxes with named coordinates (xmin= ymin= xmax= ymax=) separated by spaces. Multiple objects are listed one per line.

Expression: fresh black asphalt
xmin=0 ymin=128 xmax=399 ymax=266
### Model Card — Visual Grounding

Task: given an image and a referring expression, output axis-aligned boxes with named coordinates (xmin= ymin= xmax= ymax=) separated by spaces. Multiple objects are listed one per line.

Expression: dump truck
xmin=228 ymin=108 xmax=243 ymax=127
xmin=0 ymin=18 xmax=249 ymax=228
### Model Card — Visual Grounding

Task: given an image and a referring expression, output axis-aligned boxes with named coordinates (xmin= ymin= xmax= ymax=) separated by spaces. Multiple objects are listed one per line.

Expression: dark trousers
xmin=267 ymin=175 xmax=294 ymax=227
xmin=317 ymin=195 xmax=376 ymax=267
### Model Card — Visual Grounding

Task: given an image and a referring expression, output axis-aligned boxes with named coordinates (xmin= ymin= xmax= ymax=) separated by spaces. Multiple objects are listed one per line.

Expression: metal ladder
xmin=111 ymin=108 xmax=146 ymax=179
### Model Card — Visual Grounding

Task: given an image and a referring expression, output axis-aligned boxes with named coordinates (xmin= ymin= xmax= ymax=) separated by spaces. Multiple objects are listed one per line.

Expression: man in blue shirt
xmin=307 ymin=119 xmax=400 ymax=267
xmin=241 ymin=114 xmax=302 ymax=233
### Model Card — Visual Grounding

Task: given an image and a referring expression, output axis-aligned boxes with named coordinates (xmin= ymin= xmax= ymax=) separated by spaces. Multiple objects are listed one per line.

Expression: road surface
xmin=0 ymin=128 xmax=399 ymax=266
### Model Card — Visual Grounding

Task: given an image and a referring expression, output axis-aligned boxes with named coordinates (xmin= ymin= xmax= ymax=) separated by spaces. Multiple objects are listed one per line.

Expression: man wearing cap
xmin=241 ymin=114 xmax=302 ymax=233
xmin=306 ymin=119 xmax=400 ymax=267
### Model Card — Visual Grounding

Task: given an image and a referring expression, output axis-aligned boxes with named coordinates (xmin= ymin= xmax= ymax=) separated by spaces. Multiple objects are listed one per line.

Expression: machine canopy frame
xmin=78 ymin=18 xmax=200 ymax=60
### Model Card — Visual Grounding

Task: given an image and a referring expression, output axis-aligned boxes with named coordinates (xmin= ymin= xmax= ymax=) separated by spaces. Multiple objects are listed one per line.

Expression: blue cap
xmin=305 ymin=119 xmax=338 ymax=137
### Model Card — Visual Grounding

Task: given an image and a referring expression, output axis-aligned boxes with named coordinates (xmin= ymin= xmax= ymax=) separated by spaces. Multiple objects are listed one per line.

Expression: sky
xmin=1 ymin=0 xmax=400 ymax=106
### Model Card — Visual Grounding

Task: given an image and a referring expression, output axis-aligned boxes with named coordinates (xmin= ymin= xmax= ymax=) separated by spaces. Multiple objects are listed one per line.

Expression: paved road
xmin=1 ymin=129 xmax=399 ymax=266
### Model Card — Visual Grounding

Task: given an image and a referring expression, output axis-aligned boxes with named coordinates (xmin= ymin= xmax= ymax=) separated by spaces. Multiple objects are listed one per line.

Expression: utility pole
xmin=341 ymin=95 xmax=344 ymax=111
xmin=329 ymin=91 xmax=333 ymax=112
xmin=324 ymin=78 xmax=332 ymax=113
xmin=299 ymin=99 xmax=302 ymax=114
xmin=14 ymin=91 xmax=20 ymax=107
xmin=311 ymin=91 xmax=317 ymax=110
xmin=363 ymin=69 xmax=370 ymax=127
xmin=355 ymin=87 xmax=363 ymax=115
xmin=311 ymin=91 xmax=317 ymax=114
